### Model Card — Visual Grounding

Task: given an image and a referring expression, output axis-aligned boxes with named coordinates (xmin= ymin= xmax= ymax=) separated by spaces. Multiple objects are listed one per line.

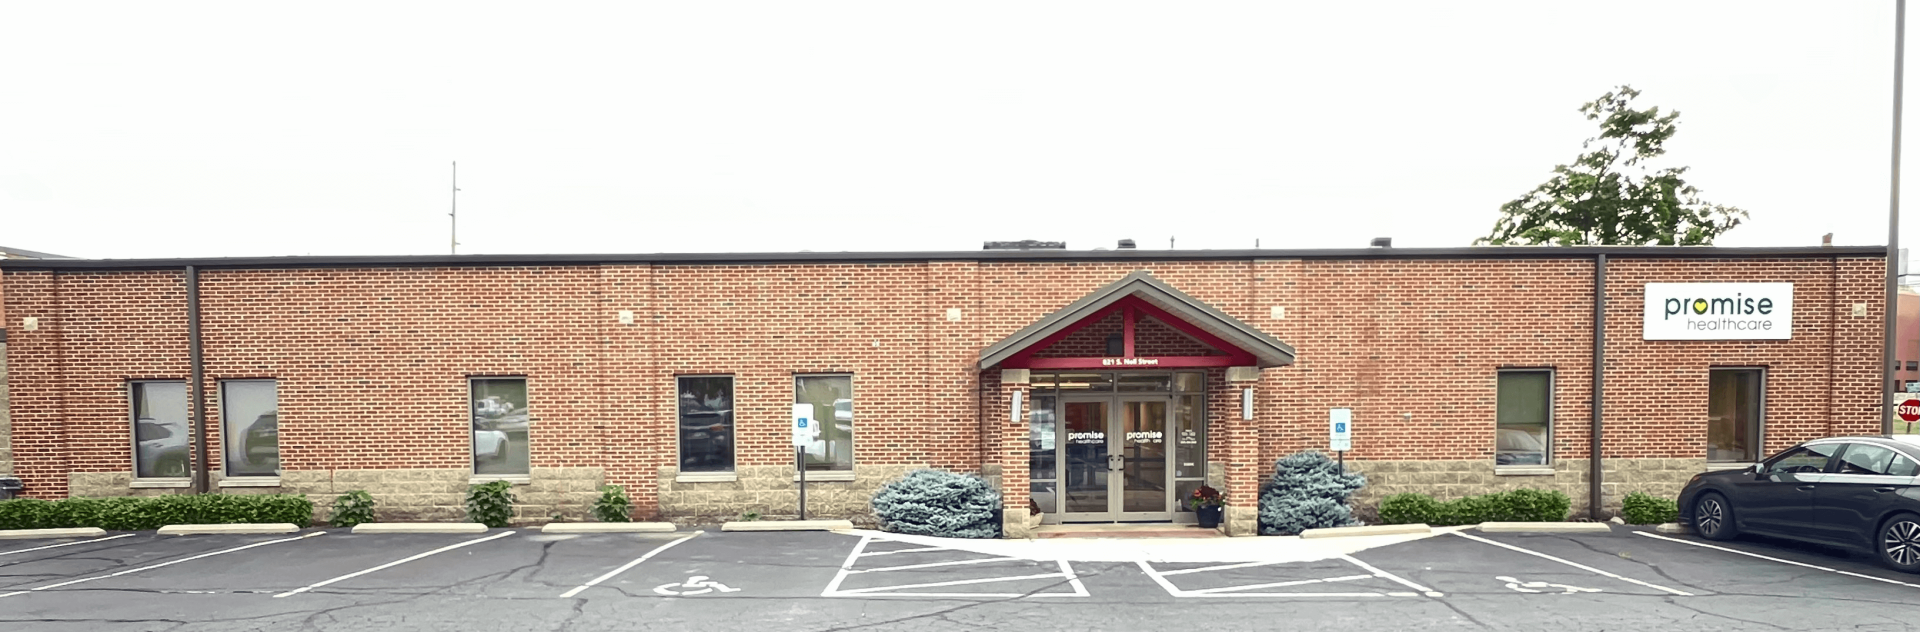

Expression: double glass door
xmin=1056 ymin=395 xmax=1173 ymax=522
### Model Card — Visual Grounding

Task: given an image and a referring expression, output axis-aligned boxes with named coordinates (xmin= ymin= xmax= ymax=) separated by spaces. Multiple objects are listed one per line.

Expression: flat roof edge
xmin=0 ymin=246 xmax=1886 ymax=271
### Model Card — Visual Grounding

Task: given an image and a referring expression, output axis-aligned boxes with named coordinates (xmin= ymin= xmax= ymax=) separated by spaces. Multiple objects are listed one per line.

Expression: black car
xmin=1678 ymin=435 xmax=1920 ymax=572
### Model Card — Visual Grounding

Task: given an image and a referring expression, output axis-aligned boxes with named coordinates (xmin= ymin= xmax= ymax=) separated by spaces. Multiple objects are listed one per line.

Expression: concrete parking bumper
xmin=157 ymin=523 xmax=302 ymax=535
xmin=0 ymin=527 xmax=108 ymax=540
xmin=720 ymin=520 xmax=854 ymax=532
xmin=541 ymin=522 xmax=677 ymax=534
xmin=1300 ymin=524 xmax=1432 ymax=539
xmin=1478 ymin=522 xmax=1613 ymax=533
xmin=351 ymin=523 xmax=491 ymax=534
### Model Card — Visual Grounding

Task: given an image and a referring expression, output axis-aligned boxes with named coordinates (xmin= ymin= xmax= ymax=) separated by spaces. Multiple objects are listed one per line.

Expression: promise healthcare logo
xmin=1642 ymin=282 xmax=1793 ymax=341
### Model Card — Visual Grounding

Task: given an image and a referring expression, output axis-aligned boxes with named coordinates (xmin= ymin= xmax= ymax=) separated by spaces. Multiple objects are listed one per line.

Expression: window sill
xmin=795 ymin=471 xmax=856 ymax=482
xmin=1705 ymin=462 xmax=1754 ymax=471
xmin=129 ymin=478 xmax=193 ymax=489
xmin=675 ymin=472 xmax=738 ymax=483
xmin=1494 ymin=466 xmax=1556 ymax=477
xmin=218 ymin=477 xmax=281 ymax=488
xmin=469 ymin=475 xmax=531 ymax=485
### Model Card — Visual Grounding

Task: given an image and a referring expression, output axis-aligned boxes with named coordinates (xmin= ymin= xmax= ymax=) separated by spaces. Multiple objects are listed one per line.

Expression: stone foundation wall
xmin=656 ymin=464 xmax=922 ymax=526
xmin=68 ymin=467 xmax=605 ymax=525
xmin=1345 ymin=458 xmax=1706 ymax=520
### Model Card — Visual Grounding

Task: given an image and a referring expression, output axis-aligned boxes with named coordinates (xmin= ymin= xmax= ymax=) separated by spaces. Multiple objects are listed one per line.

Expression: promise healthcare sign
xmin=1642 ymin=282 xmax=1793 ymax=340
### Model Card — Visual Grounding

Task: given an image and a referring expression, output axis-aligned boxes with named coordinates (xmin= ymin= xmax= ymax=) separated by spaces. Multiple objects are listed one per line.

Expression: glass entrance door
xmin=1055 ymin=395 xmax=1173 ymax=522
xmin=1058 ymin=399 xmax=1111 ymax=520
xmin=1117 ymin=398 xmax=1172 ymax=521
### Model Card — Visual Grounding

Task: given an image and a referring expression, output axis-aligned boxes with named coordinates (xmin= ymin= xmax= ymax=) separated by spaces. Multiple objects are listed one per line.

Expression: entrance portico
xmin=981 ymin=272 xmax=1295 ymax=535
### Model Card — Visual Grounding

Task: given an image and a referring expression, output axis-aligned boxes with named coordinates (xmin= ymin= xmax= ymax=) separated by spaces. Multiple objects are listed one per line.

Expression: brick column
xmin=995 ymin=369 xmax=1033 ymax=538
xmin=1222 ymin=367 xmax=1262 ymax=536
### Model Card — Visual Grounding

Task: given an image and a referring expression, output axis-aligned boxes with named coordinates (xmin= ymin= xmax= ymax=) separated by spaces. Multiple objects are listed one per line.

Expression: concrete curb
xmin=158 ymin=523 xmax=300 ymax=535
xmin=1300 ymin=523 xmax=1432 ymax=539
xmin=1654 ymin=522 xmax=1692 ymax=535
xmin=1478 ymin=521 xmax=1614 ymax=533
xmin=0 ymin=527 xmax=108 ymax=540
xmin=541 ymin=522 xmax=677 ymax=534
xmin=720 ymin=520 xmax=854 ymax=532
xmin=351 ymin=523 xmax=490 ymax=534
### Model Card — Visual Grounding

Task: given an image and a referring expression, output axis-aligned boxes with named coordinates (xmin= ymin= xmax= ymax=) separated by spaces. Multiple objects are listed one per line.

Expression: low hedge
xmin=1377 ymin=489 xmax=1570 ymax=526
xmin=0 ymin=494 xmax=313 ymax=531
xmin=1620 ymin=492 xmax=1679 ymax=525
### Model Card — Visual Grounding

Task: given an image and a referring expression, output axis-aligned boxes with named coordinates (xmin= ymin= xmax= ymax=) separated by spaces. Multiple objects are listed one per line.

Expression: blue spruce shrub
xmin=1259 ymin=451 xmax=1367 ymax=535
xmin=870 ymin=469 xmax=1002 ymax=539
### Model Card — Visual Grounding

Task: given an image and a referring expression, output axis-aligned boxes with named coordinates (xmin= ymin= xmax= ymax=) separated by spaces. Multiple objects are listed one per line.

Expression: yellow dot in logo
xmin=1693 ymin=299 xmax=1708 ymax=314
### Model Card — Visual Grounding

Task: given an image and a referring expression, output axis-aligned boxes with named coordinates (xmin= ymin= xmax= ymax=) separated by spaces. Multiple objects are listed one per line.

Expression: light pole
xmin=1889 ymin=0 xmax=1907 ymax=435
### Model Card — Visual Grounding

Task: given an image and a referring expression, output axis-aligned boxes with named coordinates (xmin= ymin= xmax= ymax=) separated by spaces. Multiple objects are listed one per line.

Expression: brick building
xmin=0 ymin=245 xmax=1889 ymax=535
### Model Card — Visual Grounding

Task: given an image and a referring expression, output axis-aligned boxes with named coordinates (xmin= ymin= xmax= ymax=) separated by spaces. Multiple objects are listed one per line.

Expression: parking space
xmin=10 ymin=526 xmax=1920 ymax=630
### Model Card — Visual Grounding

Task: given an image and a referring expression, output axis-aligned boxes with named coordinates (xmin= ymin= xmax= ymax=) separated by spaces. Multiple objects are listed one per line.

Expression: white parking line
xmin=1185 ymin=573 xmax=1375 ymax=595
xmin=0 ymin=531 xmax=324 ymax=598
xmin=822 ymin=535 xmax=1085 ymax=598
xmin=858 ymin=546 xmax=947 ymax=557
xmin=851 ymin=557 xmax=1024 ymax=574
xmin=0 ymin=534 xmax=137 ymax=558
xmin=1340 ymin=554 xmax=1445 ymax=597
xmin=1140 ymin=555 xmax=1441 ymax=598
xmin=1451 ymin=532 xmax=1693 ymax=596
xmin=1633 ymin=531 xmax=1920 ymax=590
xmin=273 ymin=531 xmax=515 ymax=598
xmin=558 ymin=532 xmax=701 ymax=598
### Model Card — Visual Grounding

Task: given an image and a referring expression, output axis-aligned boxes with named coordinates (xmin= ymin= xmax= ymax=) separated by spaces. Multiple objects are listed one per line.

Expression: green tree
xmin=1476 ymin=86 xmax=1748 ymax=246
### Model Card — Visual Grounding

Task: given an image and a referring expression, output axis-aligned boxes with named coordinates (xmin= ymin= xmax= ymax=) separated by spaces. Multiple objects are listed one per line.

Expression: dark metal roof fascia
xmin=977 ymin=271 xmax=1297 ymax=369
xmin=0 ymin=246 xmax=1886 ymax=271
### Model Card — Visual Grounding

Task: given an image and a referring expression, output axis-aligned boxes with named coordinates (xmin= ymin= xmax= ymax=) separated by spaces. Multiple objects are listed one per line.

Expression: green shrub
xmin=592 ymin=485 xmax=631 ymax=523
xmin=1621 ymin=492 xmax=1679 ymax=525
xmin=1376 ymin=489 xmax=1571 ymax=526
xmin=1259 ymin=451 xmax=1367 ymax=535
xmin=329 ymin=490 xmax=377 ymax=528
xmin=0 ymin=494 xmax=312 ymax=531
xmin=870 ymin=469 xmax=1001 ymax=539
xmin=466 ymin=481 xmax=517 ymax=528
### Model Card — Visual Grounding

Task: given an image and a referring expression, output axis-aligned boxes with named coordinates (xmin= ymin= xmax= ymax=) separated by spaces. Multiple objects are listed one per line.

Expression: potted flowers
xmin=1187 ymin=485 xmax=1226 ymax=529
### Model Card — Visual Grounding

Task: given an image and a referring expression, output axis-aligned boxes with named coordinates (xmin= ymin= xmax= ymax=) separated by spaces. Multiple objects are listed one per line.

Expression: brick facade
xmin=0 ymin=249 xmax=1889 ymax=530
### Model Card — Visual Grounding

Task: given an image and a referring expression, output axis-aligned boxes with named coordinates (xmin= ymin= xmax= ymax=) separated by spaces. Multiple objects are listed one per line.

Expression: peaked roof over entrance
xmin=979 ymin=271 xmax=1297 ymax=370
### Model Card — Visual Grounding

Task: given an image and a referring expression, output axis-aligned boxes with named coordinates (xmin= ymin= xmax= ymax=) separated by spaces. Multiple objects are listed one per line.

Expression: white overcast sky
xmin=0 ymin=2 xmax=1914 ymax=259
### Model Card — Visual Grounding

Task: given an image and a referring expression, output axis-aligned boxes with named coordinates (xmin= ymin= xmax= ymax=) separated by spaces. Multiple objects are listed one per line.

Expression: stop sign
xmin=1899 ymin=399 xmax=1920 ymax=423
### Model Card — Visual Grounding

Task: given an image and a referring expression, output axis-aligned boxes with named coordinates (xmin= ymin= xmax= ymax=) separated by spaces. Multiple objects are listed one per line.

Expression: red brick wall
xmin=2 ymin=254 xmax=1885 ymax=514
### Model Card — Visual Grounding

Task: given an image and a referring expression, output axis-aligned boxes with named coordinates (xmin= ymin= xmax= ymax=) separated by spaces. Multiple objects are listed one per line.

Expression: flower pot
xmin=1195 ymin=505 xmax=1224 ymax=529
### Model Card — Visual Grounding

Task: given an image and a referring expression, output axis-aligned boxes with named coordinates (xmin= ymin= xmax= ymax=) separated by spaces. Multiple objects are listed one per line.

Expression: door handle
xmin=1876 ymin=487 xmax=1899 ymax=493
xmin=1796 ymin=485 xmax=1816 ymax=491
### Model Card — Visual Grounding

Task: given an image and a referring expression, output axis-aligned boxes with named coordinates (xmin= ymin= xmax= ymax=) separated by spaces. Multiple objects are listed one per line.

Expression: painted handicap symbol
xmin=654 ymin=575 xmax=741 ymax=596
xmin=1496 ymin=575 xmax=1600 ymax=594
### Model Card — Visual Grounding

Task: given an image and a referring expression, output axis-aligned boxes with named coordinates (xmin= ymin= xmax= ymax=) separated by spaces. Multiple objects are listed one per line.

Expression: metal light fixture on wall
xmin=1011 ymin=391 xmax=1024 ymax=425
xmin=1241 ymin=388 xmax=1253 ymax=420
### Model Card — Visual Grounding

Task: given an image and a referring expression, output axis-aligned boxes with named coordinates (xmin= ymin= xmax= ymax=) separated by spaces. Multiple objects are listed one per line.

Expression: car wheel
xmin=1879 ymin=514 xmax=1920 ymax=573
xmin=1694 ymin=492 xmax=1737 ymax=541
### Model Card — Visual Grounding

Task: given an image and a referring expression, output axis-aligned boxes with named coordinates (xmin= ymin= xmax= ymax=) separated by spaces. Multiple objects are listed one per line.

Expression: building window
xmin=677 ymin=376 xmax=735 ymax=473
xmin=220 ymin=380 xmax=279 ymax=477
xmin=130 ymin=381 xmax=190 ymax=479
xmin=796 ymin=374 xmax=854 ymax=471
xmin=470 ymin=377 xmax=529 ymax=476
xmin=1172 ymin=372 xmax=1207 ymax=513
xmin=1495 ymin=370 xmax=1551 ymax=467
xmin=1708 ymin=368 xmax=1766 ymax=463
xmin=1908 ymin=361 xmax=1919 ymax=371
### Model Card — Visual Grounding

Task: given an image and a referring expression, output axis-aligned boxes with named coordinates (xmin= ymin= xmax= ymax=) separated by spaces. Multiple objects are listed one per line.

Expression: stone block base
xmin=69 ymin=466 xmax=605 ymax=526
xmin=655 ymin=463 xmax=922 ymax=526
xmin=1343 ymin=457 xmax=1707 ymax=521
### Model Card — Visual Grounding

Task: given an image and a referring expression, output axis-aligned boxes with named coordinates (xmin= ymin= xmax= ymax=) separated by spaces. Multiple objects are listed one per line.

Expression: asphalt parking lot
xmin=6 ymin=525 xmax=1920 ymax=631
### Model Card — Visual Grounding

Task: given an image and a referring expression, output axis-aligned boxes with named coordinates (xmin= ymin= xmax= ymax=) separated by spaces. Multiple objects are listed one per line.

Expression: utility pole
xmin=1888 ymin=0 xmax=1907 ymax=434
xmin=450 ymin=161 xmax=460 ymax=255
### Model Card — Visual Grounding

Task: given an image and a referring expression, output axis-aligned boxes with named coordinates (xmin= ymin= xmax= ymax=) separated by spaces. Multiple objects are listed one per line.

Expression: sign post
xmin=792 ymin=404 xmax=813 ymax=520
xmin=1329 ymin=408 xmax=1353 ymax=474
